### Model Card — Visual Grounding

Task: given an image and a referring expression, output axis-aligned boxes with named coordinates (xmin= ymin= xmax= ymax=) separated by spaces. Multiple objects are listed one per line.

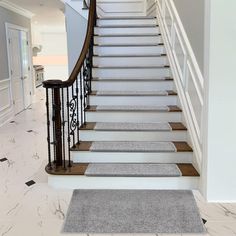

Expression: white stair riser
xmin=93 ymin=56 xmax=167 ymax=67
xmin=95 ymin=27 xmax=160 ymax=35
xmin=93 ymin=68 xmax=170 ymax=78
xmin=94 ymin=45 xmax=165 ymax=56
xmin=87 ymin=111 xmax=181 ymax=122
xmin=90 ymin=95 xmax=177 ymax=106
xmin=80 ymin=130 xmax=187 ymax=141
xmin=92 ymin=80 xmax=174 ymax=91
xmin=48 ymin=176 xmax=199 ymax=190
xmin=97 ymin=19 xmax=158 ymax=27
xmin=97 ymin=2 xmax=145 ymax=17
xmin=94 ymin=36 xmax=162 ymax=45
xmin=72 ymin=152 xmax=192 ymax=163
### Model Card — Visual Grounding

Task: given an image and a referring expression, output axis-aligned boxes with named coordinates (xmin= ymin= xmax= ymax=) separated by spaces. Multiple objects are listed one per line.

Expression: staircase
xmin=44 ymin=1 xmax=200 ymax=190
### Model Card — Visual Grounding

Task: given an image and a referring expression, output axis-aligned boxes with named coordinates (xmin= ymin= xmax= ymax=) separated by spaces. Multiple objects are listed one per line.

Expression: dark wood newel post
xmin=53 ymin=87 xmax=63 ymax=167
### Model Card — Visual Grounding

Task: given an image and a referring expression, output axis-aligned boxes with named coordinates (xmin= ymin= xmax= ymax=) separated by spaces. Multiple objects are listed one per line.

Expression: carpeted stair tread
xmin=90 ymin=141 xmax=177 ymax=152
xmin=86 ymin=105 xmax=182 ymax=112
xmin=85 ymin=163 xmax=182 ymax=177
xmin=91 ymin=90 xmax=177 ymax=96
xmin=80 ymin=122 xmax=187 ymax=131
xmin=94 ymin=122 xmax=172 ymax=131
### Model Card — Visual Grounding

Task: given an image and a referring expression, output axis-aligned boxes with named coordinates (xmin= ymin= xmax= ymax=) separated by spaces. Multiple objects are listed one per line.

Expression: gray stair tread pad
xmin=85 ymin=163 xmax=182 ymax=177
xmin=96 ymin=90 xmax=168 ymax=96
xmin=96 ymin=105 xmax=170 ymax=111
xmin=94 ymin=122 xmax=172 ymax=131
xmin=90 ymin=141 xmax=177 ymax=152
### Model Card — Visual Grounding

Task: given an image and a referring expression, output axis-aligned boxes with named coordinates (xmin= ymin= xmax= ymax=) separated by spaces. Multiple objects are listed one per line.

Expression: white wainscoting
xmin=97 ymin=0 xmax=146 ymax=17
xmin=0 ymin=79 xmax=13 ymax=127
xmin=156 ymin=0 xmax=204 ymax=172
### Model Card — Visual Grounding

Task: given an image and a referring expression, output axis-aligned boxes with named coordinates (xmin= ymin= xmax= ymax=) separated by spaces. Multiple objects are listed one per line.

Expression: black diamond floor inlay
xmin=202 ymin=218 xmax=207 ymax=224
xmin=10 ymin=121 xmax=15 ymax=124
xmin=27 ymin=130 xmax=33 ymax=133
xmin=25 ymin=180 xmax=36 ymax=187
xmin=0 ymin=158 xmax=8 ymax=162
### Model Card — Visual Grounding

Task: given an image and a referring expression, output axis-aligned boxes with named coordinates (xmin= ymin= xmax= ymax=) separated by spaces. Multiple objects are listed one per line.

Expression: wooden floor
xmin=46 ymin=162 xmax=199 ymax=177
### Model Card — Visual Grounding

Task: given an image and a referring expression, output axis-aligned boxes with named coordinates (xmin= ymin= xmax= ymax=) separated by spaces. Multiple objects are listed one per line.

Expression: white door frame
xmin=5 ymin=22 xmax=33 ymax=113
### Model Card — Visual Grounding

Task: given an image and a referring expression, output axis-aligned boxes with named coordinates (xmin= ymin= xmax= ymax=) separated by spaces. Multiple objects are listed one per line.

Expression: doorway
xmin=6 ymin=23 xmax=32 ymax=115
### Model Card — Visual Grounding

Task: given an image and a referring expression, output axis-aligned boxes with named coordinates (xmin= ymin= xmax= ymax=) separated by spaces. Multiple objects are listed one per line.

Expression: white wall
xmin=65 ymin=4 xmax=87 ymax=74
xmin=172 ymin=0 xmax=205 ymax=75
xmin=32 ymin=27 xmax=69 ymax=81
xmin=202 ymin=0 xmax=236 ymax=202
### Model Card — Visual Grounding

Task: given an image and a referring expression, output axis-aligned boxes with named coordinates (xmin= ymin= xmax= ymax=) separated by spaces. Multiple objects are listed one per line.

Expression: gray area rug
xmin=90 ymin=141 xmax=177 ymax=152
xmin=96 ymin=105 xmax=170 ymax=111
xmin=96 ymin=90 xmax=168 ymax=96
xmin=94 ymin=122 xmax=172 ymax=131
xmin=63 ymin=190 xmax=206 ymax=234
xmin=85 ymin=163 xmax=182 ymax=177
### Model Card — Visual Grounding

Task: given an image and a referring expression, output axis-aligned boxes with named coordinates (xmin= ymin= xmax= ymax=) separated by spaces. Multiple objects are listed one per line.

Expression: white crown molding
xmin=0 ymin=0 xmax=34 ymax=19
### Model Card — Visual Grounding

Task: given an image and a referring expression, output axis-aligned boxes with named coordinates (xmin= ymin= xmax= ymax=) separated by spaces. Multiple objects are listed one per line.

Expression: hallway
xmin=0 ymin=88 xmax=235 ymax=235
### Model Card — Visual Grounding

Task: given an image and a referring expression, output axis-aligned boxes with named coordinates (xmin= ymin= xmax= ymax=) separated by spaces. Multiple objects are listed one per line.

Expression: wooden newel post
xmin=53 ymin=87 xmax=63 ymax=167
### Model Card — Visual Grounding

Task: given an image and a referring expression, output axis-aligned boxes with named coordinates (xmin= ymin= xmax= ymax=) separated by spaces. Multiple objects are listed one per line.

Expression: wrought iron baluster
xmin=82 ymin=63 xmax=87 ymax=124
xmin=51 ymin=89 xmax=56 ymax=163
xmin=46 ymin=88 xmax=52 ymax=170
xmin=53 ymin=87 xmax=63 ymax=167
xmin=76 ymin=75 xmax=80 ymax=143
xmin=66 ymin=87 xmax=72 ymax=167
xmin=61 ymin=88 xmax=66 ymax=170
xmin=80 ymin=72 xmax=84 ymax=126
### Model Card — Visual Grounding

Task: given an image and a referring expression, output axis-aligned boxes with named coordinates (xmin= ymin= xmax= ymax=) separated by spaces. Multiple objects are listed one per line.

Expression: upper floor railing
xmin=43 ymin=0 xmax=96 ymax=172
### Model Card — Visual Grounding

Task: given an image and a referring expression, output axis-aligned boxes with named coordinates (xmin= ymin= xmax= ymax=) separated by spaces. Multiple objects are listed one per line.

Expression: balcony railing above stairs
xmin=43 ymin=0 xmax=96 ymax=173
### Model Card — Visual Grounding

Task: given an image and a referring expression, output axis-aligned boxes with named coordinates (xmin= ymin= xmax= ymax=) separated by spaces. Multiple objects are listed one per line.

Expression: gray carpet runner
xmin=63 ymin=189 xmax=206 ymax=234
xmin=96 ymin=105 xmax=170 ymax=111
xmin=90 ymin=141 xmax=177 ymax=152
xmin=96 ymin=90 xmax=169 ymax=96
xmin=85 ymin=163 xmax=182 ymax=177
xmin=94 ymin=122 xmax=172 ymax=131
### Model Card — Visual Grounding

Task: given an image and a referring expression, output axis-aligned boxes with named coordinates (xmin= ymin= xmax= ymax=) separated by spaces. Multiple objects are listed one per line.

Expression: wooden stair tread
xmin=94 ymin=43 xmax=163 ymax=47
xmin=71 ymin=141 xmax=192 ymax=152
xmin=97 ymin=16 xmax=157 ymax=20
xmin=80 ymin=122 xmax=186 ymax=131
xmin=94 ymin=34 xmax=161 ymax=38
xmin=93 ymin=65 xmax=169 ymax=69
xmin=94 ymin=33 xmax=160 ymax=37
xmin=96 ymin=25 xmax=158 ymax=28
xmin=90 ymin=90 xmax=176 ymax=96
xmin=46 ymin=163 xmax=198 ymax=177
xmin=86 ymin=105 xmax=182 ymax=112
xmin=92 ymin=76 xmax=173 ymax=81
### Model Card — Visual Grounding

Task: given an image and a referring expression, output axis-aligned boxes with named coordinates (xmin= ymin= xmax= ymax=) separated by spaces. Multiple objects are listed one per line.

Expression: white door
xmin=8 ymin=27 xmax=32 ymax=114
xmin=20 ymin=31 xmax=32 ymax=108
xmin=8 ymin=28 xmax=24 ymax=114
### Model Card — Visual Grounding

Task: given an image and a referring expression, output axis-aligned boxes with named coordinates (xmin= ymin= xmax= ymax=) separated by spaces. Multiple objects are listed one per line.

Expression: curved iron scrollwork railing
xmin=43 ymin=0 xmax=97 ymax=172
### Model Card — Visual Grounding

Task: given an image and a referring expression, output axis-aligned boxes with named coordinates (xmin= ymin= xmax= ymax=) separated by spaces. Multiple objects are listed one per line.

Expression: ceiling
xmin=7 ymin=0 xmax=65 ymax=27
